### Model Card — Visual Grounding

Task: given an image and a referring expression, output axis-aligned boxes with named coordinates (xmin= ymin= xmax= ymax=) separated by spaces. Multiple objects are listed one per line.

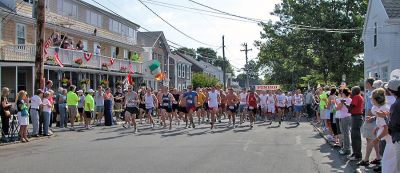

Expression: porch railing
xmin=1 ymin=45 xmax=142 ymax=74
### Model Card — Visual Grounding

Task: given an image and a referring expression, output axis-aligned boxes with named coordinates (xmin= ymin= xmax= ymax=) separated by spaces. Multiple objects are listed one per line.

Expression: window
xmin=57 ymin=0 xmax=78 ymax=18
xmin=23 ymin=0 xmax=33 ymax=4
xmin=109 ymin=19 xmax=121 ymax=33
xmin=123 ymin=49 xmax=128 ymax=59
xmin=182 ymin=65 xmax=185 ymax=78
xmin=111 ymin=46 xmax=116 ymax=58
xmin=17 ymin=71 xmax=27 ymax=92
xmin=86 ymin=10 xmax=102 ymax=27
xmin=16 ymin=23 xmax=26 ymax=45
xmin=374 ymin=22 xmax=377 ymax=47
xmin=188 ymin=66 xmax=191 ymax=80
xmin=382 ymin=66 xmax=388 ymax=82
xmin=178 ymin=84 xmax=181 ymax=91
xmin=82 ymin=40 xmax=88 ymax=51
xmin=178 ymin=64 xmax=181 ymax=77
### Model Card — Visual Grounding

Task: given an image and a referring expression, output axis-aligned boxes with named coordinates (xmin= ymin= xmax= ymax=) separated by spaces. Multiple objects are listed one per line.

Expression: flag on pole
xmin=149 ymin=60 xmax=161 ymax=76
xmin=54 ymin=52 xmax=64 ymax=67
xmin=43 ymin=33 xmax=54 ymax=56
xmin=128 ymin=61 xmax=135 ymax=74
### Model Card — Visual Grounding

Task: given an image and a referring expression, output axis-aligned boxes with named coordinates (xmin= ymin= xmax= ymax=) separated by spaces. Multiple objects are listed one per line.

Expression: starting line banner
xmin=255 ymin=85 xmax=280 ymax=91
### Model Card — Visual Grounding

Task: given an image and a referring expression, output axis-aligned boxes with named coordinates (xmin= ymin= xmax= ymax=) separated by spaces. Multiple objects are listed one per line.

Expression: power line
xmin=141 ymin=0 xmax=258 ymax=23
xmin=137 ymin=0 xmax=218 ymax=47
xmin=1 ymin=0 xmax=26 ymax=24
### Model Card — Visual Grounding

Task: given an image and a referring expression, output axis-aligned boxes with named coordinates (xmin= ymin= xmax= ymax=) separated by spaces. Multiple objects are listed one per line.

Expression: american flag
xmin=54 ymin=51 xmax=64 ymax=67
xmin=43 ymin=34 xmax=53 ymax=56
xmin=128 ymin=61 xmax=135 ymax=74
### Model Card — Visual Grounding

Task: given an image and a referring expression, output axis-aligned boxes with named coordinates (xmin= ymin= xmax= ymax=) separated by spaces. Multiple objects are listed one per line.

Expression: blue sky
xmin=83 ymin=0 xmax=281 ymax=75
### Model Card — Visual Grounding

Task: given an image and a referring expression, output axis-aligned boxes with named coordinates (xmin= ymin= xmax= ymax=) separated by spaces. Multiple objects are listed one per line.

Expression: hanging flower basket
xmin=101 ymin=63 xmax=109 ymax=70
xmin=46 ymin=56 xmax=55 ymax=64
xmin=74 ymin=57 xmax=83 ymax=66
xmin=61 ymin=78 xmax=70 ymax=87
xmin=100 ymin=79 xmax=109 ymax=87
xmin=120 ymin=66 xmax=128 ymax=73
xmin=116 ymin=80 xmax=123 ymax=86
xmin=80 ymin=79 xmax=90 ymax=86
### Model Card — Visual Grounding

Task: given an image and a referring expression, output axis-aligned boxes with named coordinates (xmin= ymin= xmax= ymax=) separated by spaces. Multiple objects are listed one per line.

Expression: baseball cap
xmin=88 ymin=89 xmax=95 ymax=93
xmin=77 ymin=90 xmax=83 ymax=93
xmin=387 ymin=79 xmax=400 ymax=92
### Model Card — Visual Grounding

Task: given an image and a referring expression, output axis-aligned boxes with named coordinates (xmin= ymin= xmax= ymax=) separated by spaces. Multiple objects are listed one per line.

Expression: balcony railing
xmin=1 ymin=45 xmax=142 ymax=74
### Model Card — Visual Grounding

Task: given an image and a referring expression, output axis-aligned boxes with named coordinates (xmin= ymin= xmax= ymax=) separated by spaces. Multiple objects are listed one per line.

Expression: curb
xmin=310 ymin=121 xmax=336 ymax=146
xmin=0 ymin=133 xmax=57 ymax=147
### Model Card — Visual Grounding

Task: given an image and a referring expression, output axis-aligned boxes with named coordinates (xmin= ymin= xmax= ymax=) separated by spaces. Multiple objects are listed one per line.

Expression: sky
xmin=83 ymin=0 xmax=281 ymax=76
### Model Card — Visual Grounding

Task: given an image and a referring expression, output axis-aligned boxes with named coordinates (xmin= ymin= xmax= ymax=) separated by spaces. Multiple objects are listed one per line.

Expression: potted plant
xmin=115 ymin=80 xmax=124 ymax=86
xmin=120 ymin=66 xmax=127 ymax=72
xmin=74 ymin=57 xmax=83 ymax=66
xmin=61 ymin=78 xmax=69 ymax=87
xmin=46 ymin=56 xmax=55 ymax=64
xmin=100 ymin=79 xmax=109 ymax=87
xmin=101 ymin=63 xmax=109 ymax=70
xmin=79 ymin=79 xmax=90 ymax=86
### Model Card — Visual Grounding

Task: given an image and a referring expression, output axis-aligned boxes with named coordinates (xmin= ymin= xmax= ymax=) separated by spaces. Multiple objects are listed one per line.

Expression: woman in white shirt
xmin=337 ymin=88 xmax=352 ymax=155
xmin=30 ymin=89 xmax=43 ymax=137
xmin=42 ymin=92 xmax=53 ymax=136
xmin=371 ymin=88 xmax=396 ymax=173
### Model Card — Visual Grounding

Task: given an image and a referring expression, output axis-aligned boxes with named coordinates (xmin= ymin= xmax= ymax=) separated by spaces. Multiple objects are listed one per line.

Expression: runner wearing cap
xmin=183 ymin=85 xmax=197 ymax=128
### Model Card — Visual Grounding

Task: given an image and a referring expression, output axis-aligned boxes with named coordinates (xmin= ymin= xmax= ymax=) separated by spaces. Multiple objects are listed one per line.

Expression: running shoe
xmin=370 ymin=159 xmax=381 ymax=165
xmin=356 ymin=160 xmax=370 ymax=166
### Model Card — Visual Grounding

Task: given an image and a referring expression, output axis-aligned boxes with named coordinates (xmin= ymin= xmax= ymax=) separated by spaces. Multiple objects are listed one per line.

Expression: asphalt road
xmin=0 ymin=119 xmax=362 ymax=173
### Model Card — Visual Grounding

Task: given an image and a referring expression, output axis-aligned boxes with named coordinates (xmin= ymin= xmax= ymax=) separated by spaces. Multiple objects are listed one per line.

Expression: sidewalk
xmin=311 ymin=121 xmax=378 ymax=173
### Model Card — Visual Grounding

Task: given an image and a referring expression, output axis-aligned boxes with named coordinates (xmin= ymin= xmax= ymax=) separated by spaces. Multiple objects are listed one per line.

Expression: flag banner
xmin=84 ymin=52 xmax=93 ymax=61
xmin=109 ymin=57 xmax=115 ymax=65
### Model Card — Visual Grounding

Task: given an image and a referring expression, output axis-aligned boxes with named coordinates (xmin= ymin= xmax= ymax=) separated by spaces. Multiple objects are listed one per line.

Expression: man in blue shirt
xmin=183 ymin=85 xmax=197 ymax=128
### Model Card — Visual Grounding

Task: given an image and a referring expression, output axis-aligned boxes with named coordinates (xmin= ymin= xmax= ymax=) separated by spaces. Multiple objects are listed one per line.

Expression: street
xmin=0 ymin=120 xmax=360 ymax=173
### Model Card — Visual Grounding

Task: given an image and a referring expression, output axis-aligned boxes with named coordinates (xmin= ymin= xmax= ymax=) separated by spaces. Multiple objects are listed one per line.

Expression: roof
xmin=171 ymin=53 xmax=191 ymax=65
xmin=382 ymin=0 xmax=400 ymax=18
xmin=137 ymin=31 xmax=163 ymax=47
xmin=177 ymin=52 xmax=222 ymax=73
xmin=0 ymin=1 xmax=13 ymax=11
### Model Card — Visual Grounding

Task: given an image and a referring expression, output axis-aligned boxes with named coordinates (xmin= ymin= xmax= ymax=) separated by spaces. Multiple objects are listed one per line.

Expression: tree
xmin=196 ymin=47 xmax=217 ymax=63
xmin=192 ymin=72 xmax=220 ymax=88
xmin=256 ymin=0 xmax=368 ymax=88
xmin=173 ymin=47 xmax=196 ymax=58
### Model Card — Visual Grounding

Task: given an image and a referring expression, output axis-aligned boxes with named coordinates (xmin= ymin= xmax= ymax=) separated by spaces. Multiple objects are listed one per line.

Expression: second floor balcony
xmin=1 ymin=45 xmax=143 ymax=74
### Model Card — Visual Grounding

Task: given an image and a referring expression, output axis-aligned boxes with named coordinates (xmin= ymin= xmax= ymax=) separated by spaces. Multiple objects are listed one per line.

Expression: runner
xmin=156 ymin=89 xmax=163 ymax=125
xmin=171 ymin=88 xmax=180 ymax=125
xmin=196 ymin=88 xmax=207 ymax=125
xmin=239 ymin=88 xmax=248 ymax=125
xmin=138 ymin=88 xmax=146 ymax=124
xmin=286 ymin=92 xmax=293 ymax=120
xmin=218 ymin=89 xmax=226 ymax=123
xmin=266 ymin=90 xmax=276 ymax=123
xmin=159 ymin=86 xmax=174 ymax=130
xmin=178 ymin=91 xmax=188 ymax=127
xmin=276 ymin=89 xmax=287 ymax=125
xmin=204 ymin=88 xmax=211 ymax=122
xmin=293 ymin=89 xmax=304 ymax=125
xmin=123 ymin=85 xmax=139 ymax=132
xmin=144 ymin=88 xmax=157 ymax=128
xmin=208 ymin=86 xmax=220 ymax=130
xmin=183 ymin=85 xmax=197 ymax=128
xmin=259 ymin=90 xmax=268 ymax=122
xmin=226 ymin=88 xmax=239 ymax=128
xmin=247 ymin=90 xmax=258 ymax=128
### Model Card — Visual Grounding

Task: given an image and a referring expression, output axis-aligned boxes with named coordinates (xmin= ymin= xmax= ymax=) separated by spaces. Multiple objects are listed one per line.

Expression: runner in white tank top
xmin=276 ymin=89 xmax=286 ymax=125
xmin=144 ymin=88 xmax=157 ymax=128
xmin=258 ymin=91 xmax=268 ymax=122
xmin=266 ymin=91 xmax=276 ymax=124
xmin=239 ymin=89 xmax=248 ymax=125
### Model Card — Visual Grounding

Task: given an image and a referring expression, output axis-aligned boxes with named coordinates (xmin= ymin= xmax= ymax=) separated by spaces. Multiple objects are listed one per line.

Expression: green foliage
xmin=173 ymin=47 xmax=196 ymax=58
xmin=196 ymin=47 xmax=217 ymax=63
xmin=192 ymin=72 xmax=220 ymax=88
xmin=256 ymin=0 xmax=367 ymax=88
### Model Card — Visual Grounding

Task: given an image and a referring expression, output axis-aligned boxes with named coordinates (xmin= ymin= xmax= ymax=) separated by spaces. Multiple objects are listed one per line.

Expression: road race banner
xmin=255 ymin=85 xmax=280 ymax=91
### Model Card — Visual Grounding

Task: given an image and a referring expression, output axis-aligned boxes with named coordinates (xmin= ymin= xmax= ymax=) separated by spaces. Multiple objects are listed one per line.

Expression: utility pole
xmin=34 ymin=0 xmax=45 ymax=91
xmin=241 ymin=43 xmax=251 ymax=90
xmin=222 ymin=35 xmax=226 ymax=90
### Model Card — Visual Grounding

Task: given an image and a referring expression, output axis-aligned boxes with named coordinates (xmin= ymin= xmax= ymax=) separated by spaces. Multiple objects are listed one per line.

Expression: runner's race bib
xmin=187 ymin=100 xmax=193 ymax=104
xmin=229 ymin=106 xmax=235 ymax=109
xmin=173 ymin=101 xmax=178 ymax=104
xmin=249 ymin=106 xmax=254 ymax=110
xmin=163 ymin=103 xmax=169 ymax=106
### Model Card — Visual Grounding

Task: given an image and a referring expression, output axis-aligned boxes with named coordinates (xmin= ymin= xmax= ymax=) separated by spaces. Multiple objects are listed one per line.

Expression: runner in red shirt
xmin=247 ymin=90 xmax=259 ymax=128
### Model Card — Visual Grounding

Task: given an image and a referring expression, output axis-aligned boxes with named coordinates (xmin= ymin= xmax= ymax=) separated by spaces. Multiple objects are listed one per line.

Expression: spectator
xmin=104 ymin=88 xmax=114 ymax=126
xmin=58 ymin=89 xmax=67 ymax=128
xmin=114 ymin=86 xmax=124 ymax=122
xmin=30 ymin=89 xmax=43 ymax=137
xmin=305 ymin=89 xmax=315 ymax=119
xmin=1 ymin=87 xmax=12 ymax=142
xmin=66 ymin=85 xmax=79 ymax=130
xmin=52 ymin=32 xmax=62 ymax=47
xmin=42 ymin=92 xmax=53 ymax=136
xmin=348 ymin=86 xmax=364 ymax=161
xmin=94 ymin=86 xmax=105 ymax=125
xmin=77 ymin=90 xmax=85 ymax=125
xmin=76 ymin=40 xmax=84 ymax=51
xmin=84 ymin=89 xmax=95 ymax=129
xmin=95 ymin=45 xmax=101 ymax=55
xmin=338 ymin=88 xmax=352 ymax=155
xmin=16 ymin=90 xmax=29 ymax=142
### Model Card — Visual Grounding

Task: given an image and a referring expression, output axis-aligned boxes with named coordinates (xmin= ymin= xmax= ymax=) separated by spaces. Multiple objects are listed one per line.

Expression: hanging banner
xmin=255 ymin=85 xmax=280 ymax=91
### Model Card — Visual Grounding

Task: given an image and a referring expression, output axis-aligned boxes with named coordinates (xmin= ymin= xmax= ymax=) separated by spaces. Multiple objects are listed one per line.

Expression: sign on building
xmin=255 ymin=85 xmax=280 ymax=91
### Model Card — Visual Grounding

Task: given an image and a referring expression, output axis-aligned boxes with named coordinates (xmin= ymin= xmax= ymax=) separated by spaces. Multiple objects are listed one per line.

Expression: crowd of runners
xmin=114 ymin=85 xmax=309 ymax=133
